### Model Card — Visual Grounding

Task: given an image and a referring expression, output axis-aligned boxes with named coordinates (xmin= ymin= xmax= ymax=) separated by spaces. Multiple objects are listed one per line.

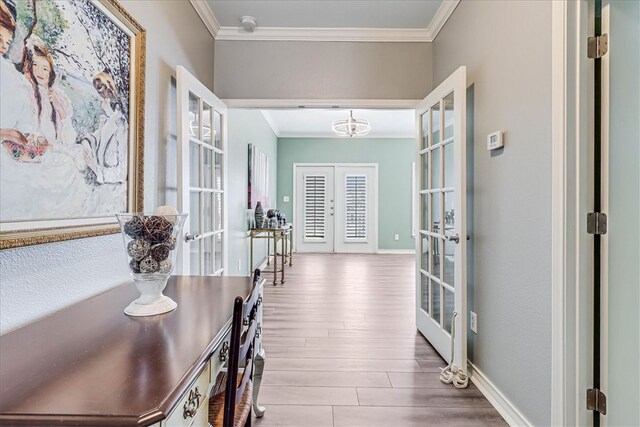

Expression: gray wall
xmin=214 ymin=41 xmax=432 ymax=99
xmin=433 ymin=1 xmax=552 ymax=425
xmin=0 ymin=1 xmax=215 ymax=334
xmin=227 ymin=109 xmax=278 ymax=276
xmin=607 ymin=1 xmax=640 ymax=424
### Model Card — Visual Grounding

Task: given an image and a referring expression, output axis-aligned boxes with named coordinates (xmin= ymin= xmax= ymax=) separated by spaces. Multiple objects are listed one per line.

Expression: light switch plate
xmin=283 ymin=196 xmax=290 ymax=203
xmin=487 ymin=131 xmax=504 ymax=150
xmin=470 ymin=311 xmax=478 ymax=334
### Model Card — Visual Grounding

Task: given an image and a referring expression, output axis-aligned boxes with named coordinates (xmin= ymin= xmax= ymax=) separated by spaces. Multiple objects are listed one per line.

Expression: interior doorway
xmin=294 ymin=163 xmax=378 ymax=254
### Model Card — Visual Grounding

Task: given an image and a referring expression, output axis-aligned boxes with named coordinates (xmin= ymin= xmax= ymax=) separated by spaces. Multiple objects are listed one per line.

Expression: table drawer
xmin=165 ymin=361 xmax=211 ymax=427
xmin=210 ymin=331 xmax=231 ymax=383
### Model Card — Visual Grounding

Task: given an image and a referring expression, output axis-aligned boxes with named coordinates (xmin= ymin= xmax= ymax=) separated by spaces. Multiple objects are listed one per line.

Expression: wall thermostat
xmin=487 ymin=131 xmax=504 ymax=150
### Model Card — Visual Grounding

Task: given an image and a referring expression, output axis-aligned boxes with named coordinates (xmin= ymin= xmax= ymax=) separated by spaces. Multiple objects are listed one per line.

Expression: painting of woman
xmin=0 ymin=0 xmax=135 ymax=225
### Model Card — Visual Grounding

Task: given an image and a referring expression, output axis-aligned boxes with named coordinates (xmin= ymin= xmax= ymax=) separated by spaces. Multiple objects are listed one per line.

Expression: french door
xmin=415 ymin=66 xmax=467 ymax=370
xmin=295 ymin=164 xmax=377 ymax=254
xmin=177 ymin=65 xmax=227 ymax=275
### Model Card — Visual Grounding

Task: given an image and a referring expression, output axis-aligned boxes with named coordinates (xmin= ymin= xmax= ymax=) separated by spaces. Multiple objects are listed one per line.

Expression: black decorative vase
xmin=254 ymin=202 xmax=264 ymax=229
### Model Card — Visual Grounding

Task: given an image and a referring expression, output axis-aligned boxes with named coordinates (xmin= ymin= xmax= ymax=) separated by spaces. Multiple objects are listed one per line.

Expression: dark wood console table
xmin=0 ymin=275 xmax=266 ymax=426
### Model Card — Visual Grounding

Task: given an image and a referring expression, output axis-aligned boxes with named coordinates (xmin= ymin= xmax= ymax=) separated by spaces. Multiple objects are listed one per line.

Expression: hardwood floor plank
xmin=253 ymin=405 xmax=334 ymax=427
xmin=259 ymin=386 xmax=359 ymax=405
xmin=285 ymin=346 xmax=442 ymax=360
xmin=261 ymin=371 xmax=391 ymax=388
xmin=356 ymin=387 xmax=492 ymax=407
xmin=253 ymin=405 xmax=333 ymax=427
xmin=333 ymin=406 xmax=508 ymax=427
xmin=265 ymin=357 xmax=421 ymax=372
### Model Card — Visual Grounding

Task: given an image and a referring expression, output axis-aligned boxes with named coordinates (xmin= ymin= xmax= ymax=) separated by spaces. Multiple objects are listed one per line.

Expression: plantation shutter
xmin=345 ymin=174 xmax=367 ymax=240
xmin=304 ymin=174 xmax=326 ymax=240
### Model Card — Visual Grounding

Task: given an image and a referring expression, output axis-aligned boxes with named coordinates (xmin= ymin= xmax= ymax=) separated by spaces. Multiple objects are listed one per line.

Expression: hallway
xmin=255 ymin=253 xmax=506 ymax=426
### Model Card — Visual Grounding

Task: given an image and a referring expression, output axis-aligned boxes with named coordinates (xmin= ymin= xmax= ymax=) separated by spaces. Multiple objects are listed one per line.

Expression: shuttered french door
xmin=295 ymin=164 xmax=377 ymax=253
xmin=295 ymin=166 xmax=334 ymax=253
xmin=334 ymin=165 xmax=376 ymax=253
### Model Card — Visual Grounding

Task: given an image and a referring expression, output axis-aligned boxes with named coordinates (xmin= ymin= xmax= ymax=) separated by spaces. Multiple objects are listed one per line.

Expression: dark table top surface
xmin=0 ymin=275 xmax=253 ymax=426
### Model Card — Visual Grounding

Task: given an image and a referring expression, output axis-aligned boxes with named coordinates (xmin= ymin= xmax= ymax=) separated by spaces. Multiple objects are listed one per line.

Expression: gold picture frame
xmin=0 ymin=0 xmax=145 ymax=250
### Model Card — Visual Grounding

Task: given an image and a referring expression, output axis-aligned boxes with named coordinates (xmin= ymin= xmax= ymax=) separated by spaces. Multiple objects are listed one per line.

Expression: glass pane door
xmin=416 ymin=66 xmax=467 ymax=371
xmin=177 ymin=66 xmax=227 ymax=276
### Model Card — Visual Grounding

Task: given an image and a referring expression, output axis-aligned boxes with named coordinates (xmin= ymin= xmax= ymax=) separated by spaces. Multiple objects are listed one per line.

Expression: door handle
xmin=184 ymin=233 xmax=201 ymax=242
xmin=447 ymin=234 xmax=460 ymax=244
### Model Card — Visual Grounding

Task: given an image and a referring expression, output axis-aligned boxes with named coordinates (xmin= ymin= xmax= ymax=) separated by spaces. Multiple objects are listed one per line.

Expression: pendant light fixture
xmin=332 ymin=110 xmax=371 ymax=137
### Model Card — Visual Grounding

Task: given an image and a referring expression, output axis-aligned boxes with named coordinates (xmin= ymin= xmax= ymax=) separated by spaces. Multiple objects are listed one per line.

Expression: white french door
xmin=295 ymin=164 xmax=377 ymax=254
xmin=177 ymin=65 xmax=227 ymax=275
xmin=415 ymin=66 xmax=467 ymax=370
xmin=295 ymin=166 xmax=335 ymax=253
xmin=334 ymin=165 xmax=376 ymax=253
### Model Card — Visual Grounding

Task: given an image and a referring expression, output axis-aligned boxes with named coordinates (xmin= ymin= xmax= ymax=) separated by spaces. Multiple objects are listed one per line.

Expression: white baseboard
xmin=376 ymin=249 xmax=416 ymax=254
xmin=468 ymin=362 xmax=532 ymax=427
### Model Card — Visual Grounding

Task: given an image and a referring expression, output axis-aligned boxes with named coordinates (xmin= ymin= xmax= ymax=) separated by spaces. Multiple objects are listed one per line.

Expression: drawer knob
xmin=182 ymin=386 xmax=201 ymax=419
xmin=219 ymin=341 xmax=230 ymax=362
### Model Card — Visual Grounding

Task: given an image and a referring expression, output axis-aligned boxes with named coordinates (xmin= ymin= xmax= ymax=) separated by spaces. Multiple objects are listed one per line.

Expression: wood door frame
xmin=292 ymin=163 xmax=379 ymax=254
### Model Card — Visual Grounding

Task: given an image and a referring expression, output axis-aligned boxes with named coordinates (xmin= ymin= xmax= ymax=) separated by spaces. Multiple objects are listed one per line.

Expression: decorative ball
xmin=266 ymin=209 xmax=276 ymax=218
xmin=129 ymin=259 xmax=141 ymax=274
xmin=158 ymin=259 xmax=172 ymax=274
xmin=127 ymin=239 xmax=150 ymax=261
xmin=165 ymin=235 xmax=177 ymax=250
xmin=123 ymin=215 xmax=145 ymax=238
xmin=154 ymin=205 xmax=180 ymax=224
xmin=150 ymin=244 xmax=170 ymax=261
xmin=139 ymin=256 xmax=159 ymax=273
xmin=143 ymin=215 xmax=174 ymax=244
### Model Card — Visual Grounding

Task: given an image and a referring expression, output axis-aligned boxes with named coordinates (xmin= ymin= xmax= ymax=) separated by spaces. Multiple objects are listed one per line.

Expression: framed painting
xmin=0 ymin=0 xmax=145 ymax=249
xmin=247 ymin=143 xmax=269 ymax=210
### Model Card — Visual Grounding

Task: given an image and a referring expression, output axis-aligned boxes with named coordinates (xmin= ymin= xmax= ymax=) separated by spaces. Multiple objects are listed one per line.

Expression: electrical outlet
xmin=394 ymin=234 xmax=399 ymax=241
xmin=283 ymin=196 xmax=290 ymax=203
xmin=470 ymin=311 xmax=478 ymax=334
xmin=237 ymin=259 xmax=242 ymax=272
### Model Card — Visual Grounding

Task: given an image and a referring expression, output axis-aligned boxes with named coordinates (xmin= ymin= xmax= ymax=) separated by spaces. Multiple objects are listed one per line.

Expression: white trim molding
xmin=469 ymin=363 xmax=532 ymax=427
xmin=425 ymin=0 xmax=460 ymax=41
xmin=190 ymin=0 xmax=220 ymax=38
xmin=216 ymin=27 xmax=431 ymax=43
xmin=550 ymin=0 xmax=568 ymax=424
xmin=377 ymin=249 xmax=416 ymax=254
xmin=190 ymin=0 xmax=459 ymax=43
xmin=223 ymin=99 xmax=422 ymax=109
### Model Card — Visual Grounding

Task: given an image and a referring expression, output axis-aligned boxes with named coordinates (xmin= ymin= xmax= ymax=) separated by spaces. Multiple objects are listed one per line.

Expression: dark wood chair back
xmin=222 ymin=269 xmax=262 ymax=427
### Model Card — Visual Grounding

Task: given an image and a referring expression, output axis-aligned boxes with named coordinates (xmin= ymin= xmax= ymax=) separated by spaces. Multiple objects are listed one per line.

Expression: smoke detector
xmin=241 ymin=16 xmax=257 ymax=32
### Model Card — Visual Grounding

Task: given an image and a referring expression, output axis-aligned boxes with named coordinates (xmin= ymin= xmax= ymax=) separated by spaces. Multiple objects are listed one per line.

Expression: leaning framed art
xmin=0 ymin=0 xmax=145 ymax=249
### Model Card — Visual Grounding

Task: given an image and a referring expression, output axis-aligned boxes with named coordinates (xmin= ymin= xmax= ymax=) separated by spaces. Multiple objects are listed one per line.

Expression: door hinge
xmin=587 ymin=212 xmax=607 ymax=235
xmin=586 ymin=388 xmax=607 ymax=415
xmin=587 ymin=34 xmax=608 ymax=59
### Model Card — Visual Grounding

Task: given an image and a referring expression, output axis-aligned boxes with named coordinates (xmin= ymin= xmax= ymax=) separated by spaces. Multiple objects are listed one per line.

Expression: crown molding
xmin=191 ymin=0 xmax=460 ymax=43
xmin=277 ymin=133 xmax=415 ymax=139
xmin=260 ymin=111 xmax=281 ymax=137
xmin=216 ymin=27 xmax=431 ymax=43
xmin=425 ymin=0 xmax=460 ymax=41
xmin=190 ymin=0 xmax=220 ymax=39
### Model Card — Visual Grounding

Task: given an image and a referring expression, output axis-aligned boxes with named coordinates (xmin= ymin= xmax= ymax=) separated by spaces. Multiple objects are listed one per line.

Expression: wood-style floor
xmin=254 ymin=253 xmax=506 ymax=426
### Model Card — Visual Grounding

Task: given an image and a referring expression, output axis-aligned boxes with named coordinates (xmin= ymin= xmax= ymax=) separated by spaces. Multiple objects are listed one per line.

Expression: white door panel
xmin=415 ymin=66 xmax=467 ymax=372
xmin=177 ymin=66 xmax=227 ymax=275
xmin=296 ymin=166 xmax=334 ymax=253
xmin=335 ymin=165 xmax=376 ymax=253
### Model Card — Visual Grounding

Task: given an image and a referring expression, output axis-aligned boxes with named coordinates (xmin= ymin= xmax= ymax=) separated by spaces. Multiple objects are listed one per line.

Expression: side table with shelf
xmin=249 ymin=224 xmax=293 ymax=285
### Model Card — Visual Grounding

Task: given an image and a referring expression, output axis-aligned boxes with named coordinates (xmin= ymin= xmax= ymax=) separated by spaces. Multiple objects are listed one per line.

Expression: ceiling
xmin=260 ymin=109 xmax=415 ymax=139
xmin=193 ymin=0 xmax=459 ymax=42
xmin=207 ymin=1 xmax=443 ymax=29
